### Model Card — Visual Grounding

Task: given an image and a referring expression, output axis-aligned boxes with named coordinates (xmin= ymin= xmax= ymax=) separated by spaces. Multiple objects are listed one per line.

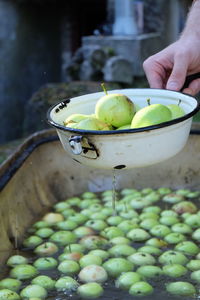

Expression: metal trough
xmin=0 ymin=126 xmax=200 ymax=265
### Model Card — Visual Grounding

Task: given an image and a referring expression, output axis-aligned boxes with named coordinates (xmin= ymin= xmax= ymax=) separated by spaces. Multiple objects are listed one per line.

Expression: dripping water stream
xmin=112 ymin=169 xmax=117 ymax=216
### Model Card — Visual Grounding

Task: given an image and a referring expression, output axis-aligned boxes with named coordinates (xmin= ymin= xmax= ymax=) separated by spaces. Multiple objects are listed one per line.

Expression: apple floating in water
xmin=131 ymin=99 xmax=172 ymax=129
xmin=167 ymin=101 xmax=185 ymax=120
xmin=95 ymin=84 xmax=135 ymax=128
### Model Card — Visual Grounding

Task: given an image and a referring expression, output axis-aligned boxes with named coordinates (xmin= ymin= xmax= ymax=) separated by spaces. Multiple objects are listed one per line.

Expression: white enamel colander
xmin=47 ymin=89 xmax=199 ymax=169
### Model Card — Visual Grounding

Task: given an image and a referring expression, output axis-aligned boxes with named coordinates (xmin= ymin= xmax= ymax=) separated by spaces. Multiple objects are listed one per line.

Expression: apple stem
xmin=147 ymin=98 xmax=151 ymax=106
xmin=101 ymin=83 xmax=108 ymax=95
xmin=178 ymin=99 xmax=181 ymax=106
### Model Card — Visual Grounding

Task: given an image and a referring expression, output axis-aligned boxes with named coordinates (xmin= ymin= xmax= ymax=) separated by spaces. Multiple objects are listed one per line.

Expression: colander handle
xmin=69 ymin=136 xmax=83 ymax=155
xmin=68 ymin=135 xmax=99 ymax=159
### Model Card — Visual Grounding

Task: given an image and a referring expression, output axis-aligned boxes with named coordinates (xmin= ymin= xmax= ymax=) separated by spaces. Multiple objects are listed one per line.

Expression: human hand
xmin=143 ymin=38 xmax=200 ymax=95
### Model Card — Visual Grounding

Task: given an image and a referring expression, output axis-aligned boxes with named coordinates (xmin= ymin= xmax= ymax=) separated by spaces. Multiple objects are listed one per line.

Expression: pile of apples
xmin=64 ymin=86 xmax=185 ymax=131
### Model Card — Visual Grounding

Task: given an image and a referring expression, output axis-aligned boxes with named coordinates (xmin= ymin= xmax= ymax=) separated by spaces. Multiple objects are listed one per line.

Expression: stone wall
xmin=0 ymin=0 xmax=107 ymax=143
xmin=0 ymin=1 xmax=62 ymax=143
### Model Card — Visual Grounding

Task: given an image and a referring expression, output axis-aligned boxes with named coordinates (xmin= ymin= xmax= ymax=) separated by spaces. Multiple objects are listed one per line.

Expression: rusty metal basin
xmin=0 ymin=126 xmax=200 ymax=299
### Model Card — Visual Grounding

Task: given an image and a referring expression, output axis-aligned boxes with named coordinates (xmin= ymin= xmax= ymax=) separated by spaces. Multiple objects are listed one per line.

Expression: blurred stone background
xmin=0 ymin=0 xmax=197 ymax=161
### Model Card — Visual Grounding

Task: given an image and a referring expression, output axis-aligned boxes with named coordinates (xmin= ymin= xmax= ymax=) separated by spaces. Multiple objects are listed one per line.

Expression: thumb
xmin=166 ymin=55 xmax=188 ymax=91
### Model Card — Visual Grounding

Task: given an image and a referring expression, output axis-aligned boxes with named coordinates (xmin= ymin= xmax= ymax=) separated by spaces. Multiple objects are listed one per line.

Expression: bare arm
xmin=143 ymin=0 xmax=200 ymax=95
xmin=181 ymin=0 xmax=200 ymax=38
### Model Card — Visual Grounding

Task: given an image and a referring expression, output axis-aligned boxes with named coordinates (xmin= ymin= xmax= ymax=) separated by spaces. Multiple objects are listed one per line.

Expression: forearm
xmin=180 ymin=0 xmax=200 ymax=40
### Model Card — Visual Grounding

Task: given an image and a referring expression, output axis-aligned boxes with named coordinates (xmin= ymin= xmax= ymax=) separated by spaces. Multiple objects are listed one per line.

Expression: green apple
xmin=0 ymin=289 xmax=20 ymax=300
xmin=74 ymin=117 xmax=111 ymax=131
xmin=95 ymin=93 xmax=135 ymax=128
xmin=116 ymin=124 xmax=131 ymax=130
xmin=78 ymin=265 xmax=108 ymax=283
xmin=63 ymin=114 xmax=90 ymax=126
xmin=135 ymin=104 xmax=141 ymax=112
xmin=65 ymin=122 xmax=79 ymax=129
xmin=167 ymin=104 xmax=185 ymax=119
xmin=77 ymin=282 xmax=104 ymax=299
xmin=131 ymin=104 xmax=172 ymax=129
xmin=43 ymin=213 xmax=64 ymax=224
xmin=116 ymin=104 xmax=140 ymax=126
xmin=166 ymin=281 xmax=196 ymax=297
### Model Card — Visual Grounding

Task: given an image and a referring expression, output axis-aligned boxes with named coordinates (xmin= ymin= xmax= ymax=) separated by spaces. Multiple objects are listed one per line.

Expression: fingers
xmin=182 ymin=78 xmax=200 ymax=95
xmin=143 ymin=45 xmax=192 ymax=92
xmin=166 ymin=54 xmax=188 ymax=91
xmin=143 ymin=57 xmax=166 ymax=89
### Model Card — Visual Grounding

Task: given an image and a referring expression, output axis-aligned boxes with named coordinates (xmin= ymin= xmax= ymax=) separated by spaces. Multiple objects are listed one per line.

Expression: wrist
xmin=192 ymin=0 xmax=200 ymax=8
xmin=179 ymin=30 xmax=200 ymax=46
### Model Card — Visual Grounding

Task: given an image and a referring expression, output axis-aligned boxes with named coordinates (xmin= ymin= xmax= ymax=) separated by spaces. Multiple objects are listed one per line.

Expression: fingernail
xmin=167 ymin=81 xmax=179 ymax=90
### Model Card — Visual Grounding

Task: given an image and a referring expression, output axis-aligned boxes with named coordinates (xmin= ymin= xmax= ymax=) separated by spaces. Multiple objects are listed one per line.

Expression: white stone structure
xmin=82 ymin=33 xmax=162 ymax=77
xmin=113 ymin=0 xmax=138 ymax=35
